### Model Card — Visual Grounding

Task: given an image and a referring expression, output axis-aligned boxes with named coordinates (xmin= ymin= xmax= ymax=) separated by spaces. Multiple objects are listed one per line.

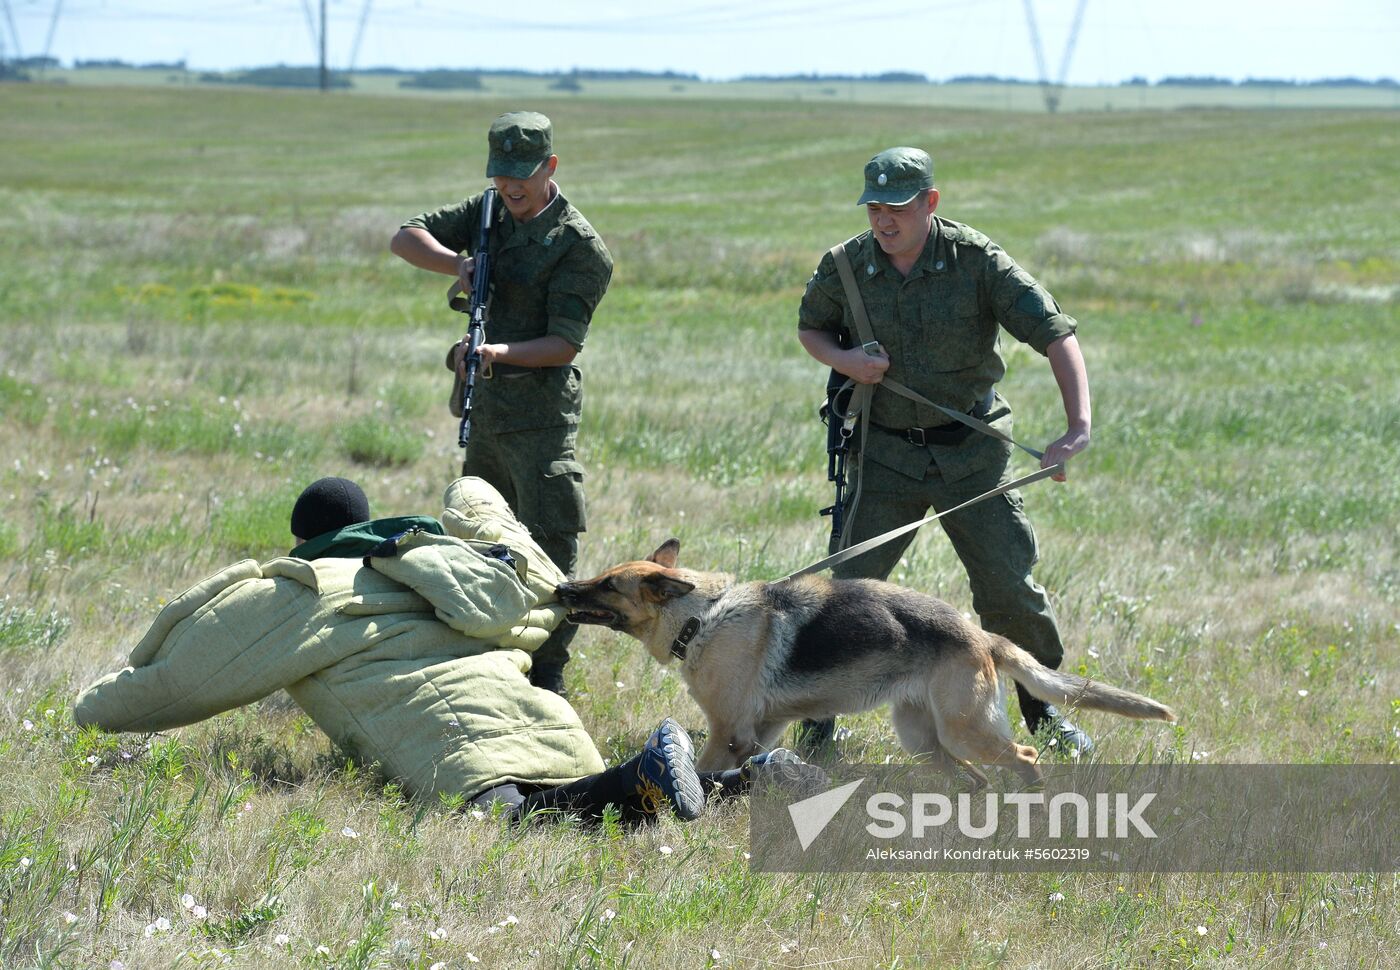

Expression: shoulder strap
xmin=829 ymin=242 xmax=877 ymax=347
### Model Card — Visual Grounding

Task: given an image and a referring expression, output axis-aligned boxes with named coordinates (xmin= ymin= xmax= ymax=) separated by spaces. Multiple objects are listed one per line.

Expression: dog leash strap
xmin=781 ymin=463 xmax=1063 ymax=582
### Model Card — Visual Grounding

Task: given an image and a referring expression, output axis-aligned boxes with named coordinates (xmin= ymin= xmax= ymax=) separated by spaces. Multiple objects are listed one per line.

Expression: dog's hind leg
xmin=891 ymin=700 xmax=964 ymax=780
xmin=930 ymin=662 xmax=1042 ymax=787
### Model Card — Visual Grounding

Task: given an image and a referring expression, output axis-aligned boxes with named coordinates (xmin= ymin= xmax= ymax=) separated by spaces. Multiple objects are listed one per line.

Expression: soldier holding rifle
xmin=391 ymin=111 xmax=613 ymax=696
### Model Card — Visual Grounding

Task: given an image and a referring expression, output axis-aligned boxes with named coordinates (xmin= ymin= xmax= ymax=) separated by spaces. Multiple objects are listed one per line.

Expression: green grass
xmin=0 ymin=82 xmax=1396 ymax=968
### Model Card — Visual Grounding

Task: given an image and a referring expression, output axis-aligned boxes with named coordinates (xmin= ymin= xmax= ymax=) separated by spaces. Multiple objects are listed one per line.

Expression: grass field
xmin=34 ymin=65 xmax=1400 ymax=112
xmin=1 ymin=82 xmax=1397 ymax=968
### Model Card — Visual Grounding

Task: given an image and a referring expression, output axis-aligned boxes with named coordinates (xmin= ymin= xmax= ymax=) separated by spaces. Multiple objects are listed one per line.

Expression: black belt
xmin=871 ymin=391 xmax=994 ymax=447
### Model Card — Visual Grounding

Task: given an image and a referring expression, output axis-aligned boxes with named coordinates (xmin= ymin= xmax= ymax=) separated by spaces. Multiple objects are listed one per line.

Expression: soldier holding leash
xmin=796 ymin=147 xmax=1093 ymax=754
xmin=391 ymin=111 xmax=613 ymax=696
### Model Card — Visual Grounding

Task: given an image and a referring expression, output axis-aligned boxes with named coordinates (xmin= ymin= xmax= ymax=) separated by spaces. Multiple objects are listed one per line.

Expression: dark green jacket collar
xmin=498 ymin=185 xmax=571 ymax=248
xmin=859 ymin=218 xmax=950 ymax=281
xmin=290 ymin=515 xmax=445 ymax=561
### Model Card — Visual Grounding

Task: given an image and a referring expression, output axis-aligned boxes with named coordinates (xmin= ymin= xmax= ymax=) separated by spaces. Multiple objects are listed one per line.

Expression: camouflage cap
xmin=486 ymin=111 xmax=554 ymax=179
xmin=856 ymin=147 xmax=935 ymax=205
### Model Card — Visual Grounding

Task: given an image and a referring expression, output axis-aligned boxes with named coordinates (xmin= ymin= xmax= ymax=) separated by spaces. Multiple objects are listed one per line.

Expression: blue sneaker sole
xmin=647 ymin=718 xmax=705 ymax=822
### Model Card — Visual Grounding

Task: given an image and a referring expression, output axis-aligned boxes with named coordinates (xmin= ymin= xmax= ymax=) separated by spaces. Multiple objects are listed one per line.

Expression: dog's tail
xmin=988 ymin=635 xmax=1176 ymax=722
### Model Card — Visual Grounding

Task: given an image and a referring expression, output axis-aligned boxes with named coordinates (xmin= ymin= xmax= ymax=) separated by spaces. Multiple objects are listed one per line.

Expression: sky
xmin=5 ymin=0 xmax=1398 ymax=83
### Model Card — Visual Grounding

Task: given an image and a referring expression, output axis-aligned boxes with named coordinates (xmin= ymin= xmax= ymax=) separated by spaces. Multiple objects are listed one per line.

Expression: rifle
xmin=448 ymin=187 xmax=497 ymax=449
xmin=818 ymin=332 xmax=858 ymax=545
xmin=819 ymin=336 xmax=881 ymax=546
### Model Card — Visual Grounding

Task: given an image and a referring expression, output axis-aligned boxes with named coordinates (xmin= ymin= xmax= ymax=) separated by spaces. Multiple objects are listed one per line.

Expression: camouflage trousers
xmin=832 ymin=437 xmax=1065 ymax=670
xmin=462 ymin=424 xmax=586 ymax=671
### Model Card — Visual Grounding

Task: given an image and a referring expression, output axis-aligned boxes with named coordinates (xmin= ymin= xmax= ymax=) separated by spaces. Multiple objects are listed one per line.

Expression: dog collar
xmin=670 ymin=616 xmax=702 ymax=661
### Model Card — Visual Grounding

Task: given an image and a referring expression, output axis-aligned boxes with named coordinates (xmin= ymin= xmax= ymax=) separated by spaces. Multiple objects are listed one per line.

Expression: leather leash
xmin=780 ymin=462 xmax=1062 ymax=583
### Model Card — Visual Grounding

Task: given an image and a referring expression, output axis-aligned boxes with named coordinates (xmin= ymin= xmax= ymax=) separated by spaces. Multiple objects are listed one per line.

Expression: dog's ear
xmin=640 ymin=570 xmax=694 ymax=604
xmin=647 ymin=538 xmax=681 ymax=568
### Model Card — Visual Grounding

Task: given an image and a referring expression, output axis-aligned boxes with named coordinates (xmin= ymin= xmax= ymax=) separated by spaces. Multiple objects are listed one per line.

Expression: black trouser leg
xmin=516 ymin=752 xmax=650 ymax=822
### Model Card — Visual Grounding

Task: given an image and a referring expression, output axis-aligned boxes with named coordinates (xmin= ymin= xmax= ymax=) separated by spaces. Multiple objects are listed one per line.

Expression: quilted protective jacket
xmin=74 ymin=478 xmax=605 ymax=799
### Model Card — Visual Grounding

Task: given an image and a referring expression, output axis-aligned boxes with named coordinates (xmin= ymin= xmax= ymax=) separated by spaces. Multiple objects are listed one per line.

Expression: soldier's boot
xmin=1016 ymin=683 xmax=1094 ymax=757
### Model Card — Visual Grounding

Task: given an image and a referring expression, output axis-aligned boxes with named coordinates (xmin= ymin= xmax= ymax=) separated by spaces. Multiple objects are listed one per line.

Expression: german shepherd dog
xmin=556 ymin=540 xmax=1176 ymax=784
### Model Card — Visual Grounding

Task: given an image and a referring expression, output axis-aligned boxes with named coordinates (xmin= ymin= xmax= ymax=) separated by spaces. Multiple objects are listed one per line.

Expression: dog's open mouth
xmin=564 ymin=608 xmax=617 ymax=627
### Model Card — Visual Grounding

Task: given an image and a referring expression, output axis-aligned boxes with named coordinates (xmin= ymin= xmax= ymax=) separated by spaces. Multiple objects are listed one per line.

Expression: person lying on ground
xmin=74 ymin=476 xmax=815 ymax=823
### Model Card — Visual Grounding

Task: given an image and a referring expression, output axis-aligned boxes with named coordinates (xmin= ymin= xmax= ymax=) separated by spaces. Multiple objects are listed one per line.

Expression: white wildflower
xmin=22 ymin=719 xmax=33 ymax=732
xmin=192 ymin=905 xmax=207 ymax=919
xmin=86 ymin=755 xmax=99 ymax=765
xmin=658 ymin=844 xmax=673 ymax=856
xmin=429 ymin=927 xmax=448 ymax=940
xmin=62 ymin=911 xmax=79 ymax=924
xmin=711 ymin=948 xmax=723 ymax=961
xmin=316 ymin=944 xmax=330 ymax=955
xmin=600 ymin=908 xmax=616 ymax=923
xmin=181 ymin=893 xmax=196 ymax=910
xmin=1196 ymin=925 xmax=1207 ymax=936
xmin=499 ymin=914 xmax=519 ymax=926
xmin=19 ymin=858 xmax=31 ymax=869
xmin=466 ymin=955 xmax=481 ymax=964
xmin=430 ymin=964 xmax=446 ymax=970
xmin=341 ymin=826 xmax=359 ymax=839
xmin=1297 ymin=689 xmax=1309 ymax=697
xmin=1048 ymin=892 xmax=1065 ymax=903
xmin=274 ymin=934 xmax=290 ymax=946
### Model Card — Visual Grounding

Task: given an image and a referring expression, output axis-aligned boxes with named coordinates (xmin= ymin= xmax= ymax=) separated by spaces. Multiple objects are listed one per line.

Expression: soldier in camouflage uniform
xmin=796 ymin=147 xmax=1093 ymax=753
xmin=391 ymin=111 xmax=613 ymax=695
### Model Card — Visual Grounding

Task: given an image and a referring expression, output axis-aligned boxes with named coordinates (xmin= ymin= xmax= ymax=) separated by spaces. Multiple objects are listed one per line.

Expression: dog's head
xmin=555 ymin=539 xmax=696 ymax=653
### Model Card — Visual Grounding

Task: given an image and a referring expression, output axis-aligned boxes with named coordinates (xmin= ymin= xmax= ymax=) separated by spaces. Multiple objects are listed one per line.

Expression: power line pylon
xmin=1022 ymin=0 xmax=1089 ymax=113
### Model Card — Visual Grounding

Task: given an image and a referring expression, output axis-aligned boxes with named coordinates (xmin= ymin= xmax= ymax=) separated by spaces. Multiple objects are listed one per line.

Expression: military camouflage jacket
xmin=799 ymin=216 xmax=1076 ymax=432
xmin=405 ymin=189 xmax=613 ymax=432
